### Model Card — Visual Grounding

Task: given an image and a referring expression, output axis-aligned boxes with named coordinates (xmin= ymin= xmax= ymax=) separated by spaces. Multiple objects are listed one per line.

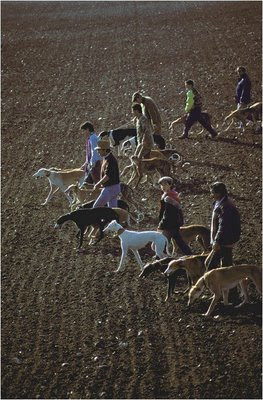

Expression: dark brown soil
xmin=1 ymin=1 xmax=262 ymax=399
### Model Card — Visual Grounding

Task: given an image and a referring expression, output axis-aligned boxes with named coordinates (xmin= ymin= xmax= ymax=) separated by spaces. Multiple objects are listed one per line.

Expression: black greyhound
xmin=99 ymin=128 xmax=166 ymax=150
xmin=55 ymin=207 xmax=119 ymax=249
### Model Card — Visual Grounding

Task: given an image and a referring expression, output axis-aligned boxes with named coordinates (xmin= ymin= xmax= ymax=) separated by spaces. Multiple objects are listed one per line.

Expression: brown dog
xmin=159 ymin=225 xmax=211 ymax=255
xmin=128 ymin=156 xmax=171 ymax=188
xmin=164 ymin=254 xmax=209 ymax=301
xmin=188 ymin=264 xmax=262 ymax=316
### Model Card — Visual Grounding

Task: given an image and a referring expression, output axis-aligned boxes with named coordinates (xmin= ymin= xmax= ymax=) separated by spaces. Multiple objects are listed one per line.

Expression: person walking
xmin=235 ymin=66 xmax=251 ymax=109
xmin=132 ymin=91 xmax=162 ymax=135
xmin=80 ymin=121 xmax=102 ymax=184
xmin=157 ymin=176 xmax=192 ymax=255
xmin=92 ymin=139 xmax=121 ymax=208
xmin=132 ymin=103 xmax=154 ymax=159
xmin=206 ymin=181 xmax=241 ymax=270
xmin=178 ymin=79 xmax=217 ymax=139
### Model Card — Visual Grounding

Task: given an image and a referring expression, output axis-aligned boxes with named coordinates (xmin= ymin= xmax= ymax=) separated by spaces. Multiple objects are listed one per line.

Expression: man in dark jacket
xmin=235 ymin=66 xmax=251 ymax=108
xmin=206 ymin=182 xmax=241 ymax=270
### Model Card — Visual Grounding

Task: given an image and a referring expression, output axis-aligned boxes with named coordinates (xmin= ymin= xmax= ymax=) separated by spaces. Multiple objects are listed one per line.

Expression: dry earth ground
xmin=1 ymin=1 xmax=262 ymax=399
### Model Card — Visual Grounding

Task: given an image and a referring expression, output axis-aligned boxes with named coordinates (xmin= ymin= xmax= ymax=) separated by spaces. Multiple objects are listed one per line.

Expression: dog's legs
xmin=235 ymin=280 xmax=251 ymax=308
xmin=130 ymin=249 xmax=144 ymax=270
xmin=78 ymin=229 xmax=84 ymax=249
xmin=222 ymin=289 xmax=230 ymax=305
xmin=204 ymin=294 xmax=220 ymax=317
xmin=63 ymin=189 xmax=74 ymax=205
xmin=42 ymin=183 xmax=59 ymax=205
xmin=115 ymin=245 xmax=128 ymax=272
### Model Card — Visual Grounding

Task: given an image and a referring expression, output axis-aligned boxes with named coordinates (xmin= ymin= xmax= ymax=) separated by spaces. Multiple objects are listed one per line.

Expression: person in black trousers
xmin=157 ymin=176 xmax=192 ymax=255
xmin=179 ymin=79 xmax=217 ymax=139
xmin=206 ymin=181 xmax=241 ymax=271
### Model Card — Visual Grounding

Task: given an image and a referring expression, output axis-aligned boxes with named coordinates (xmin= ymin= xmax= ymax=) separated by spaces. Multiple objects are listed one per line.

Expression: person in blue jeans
xmin=92 ymin=139 xmax=121 ymax=208
xmin=206 ymin=181 xmax=241 ymax=271
xmin=179 ymin=79 xmax=217 ymax=139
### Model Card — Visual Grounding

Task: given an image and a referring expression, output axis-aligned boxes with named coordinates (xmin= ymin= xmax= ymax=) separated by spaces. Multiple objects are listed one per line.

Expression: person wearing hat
xmin=80 ymin=121 xmax=102 ymax=184
xmin=132 ymin=91 xmax=162 ymax=135
xmin=132 ymin=103 xmax=154 ymax=159
xmin=157 ymin=176 xmax=192 ymax=255
xmin=92 ymin=139 xmax=121 ymax=208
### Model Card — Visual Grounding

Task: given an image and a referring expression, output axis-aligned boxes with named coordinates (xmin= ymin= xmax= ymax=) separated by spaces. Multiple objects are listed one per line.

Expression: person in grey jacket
xmin=206 ymin=181 xmax=241 ymax=271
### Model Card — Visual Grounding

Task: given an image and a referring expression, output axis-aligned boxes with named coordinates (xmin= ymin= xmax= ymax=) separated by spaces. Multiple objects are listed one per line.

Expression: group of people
xmin=77 ymin=67 xmax=246 ymax=269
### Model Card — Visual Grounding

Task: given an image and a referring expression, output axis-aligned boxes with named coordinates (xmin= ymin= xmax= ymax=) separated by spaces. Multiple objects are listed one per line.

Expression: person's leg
xmin=93 ymin=187 xmax=110 ymax=208
xmin=170 ymin=228 xmax=192 ymax=255
xmin=108 ymin=184 xmax=121 ymax=208
xmin=197 ymin=113 xmax=217 ymax=137
xmin=221 ymin=247 xmax=233 ymax=267
xmin=206 ymin=249 xmax=222 ymax=271
xmin=179 ymin=110 xmax=198 ymax=138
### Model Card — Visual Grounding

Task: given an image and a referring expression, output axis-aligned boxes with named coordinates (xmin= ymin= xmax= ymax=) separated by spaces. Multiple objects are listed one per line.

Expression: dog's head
xmin=187 ymin=281 xmax=204 ymax=306
xmin=33 ymin=168 xmax=50 ymax=179
xmin=99 ymin=131 xmax=109 ymax=138
xmin=103 ymin=220 xmax=123 ymax=234
xmin=164 ymin=258 xmax=186 ymax=276
xmin=54 ymin=214 xmax=70 ymax=229
xmin=139 ymin=260 xmax=167 ymax=279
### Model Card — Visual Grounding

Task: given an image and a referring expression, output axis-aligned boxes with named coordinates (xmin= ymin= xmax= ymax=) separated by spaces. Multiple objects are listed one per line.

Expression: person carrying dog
xmin=92 ymin=139 xmax=121 ymax=208
xmin=132 ymin=92 xmax=162 ymax=135
xmin=206 ymin=181 xmax=241 ymax=270
xmin=178 ymin=79 xmax=217 ymax=139
xmin=157 ymin=176 xmax=192 ymax=255
xmin=80 ymin=121 xmax=102 ymax=184
xmin=132 ymin=103 xmax=154 ymax=159
xmin=235 ymin=66 xmax=251 ymax=109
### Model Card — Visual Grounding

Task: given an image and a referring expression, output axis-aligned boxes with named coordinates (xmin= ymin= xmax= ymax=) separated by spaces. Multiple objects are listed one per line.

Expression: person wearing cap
xmin=178 ymin=79 xmax=217 ymax=139
xmin=92 ymin=139 xmax=121 ymax=208
xmin=206 ymin=181 xmax=241 ymax=271
xmin=80 ymin=121 xmax=102 ymax=184
xmin=132 ymin=103 xmax=154 ymax=159
xmin=157 ymin=176 xmax=192 ymax=255
xmin=132 ymin=92 xmax=162 ymax=135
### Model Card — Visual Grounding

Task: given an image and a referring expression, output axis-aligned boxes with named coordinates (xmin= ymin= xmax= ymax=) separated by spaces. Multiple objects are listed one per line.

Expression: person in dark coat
xmin=206 ymin=182 xmax=241 ymax=271
xmin=235 ymin=66 xmax=251 ymax=109
xmin=157 ymin=176 xmax=192 ymax=255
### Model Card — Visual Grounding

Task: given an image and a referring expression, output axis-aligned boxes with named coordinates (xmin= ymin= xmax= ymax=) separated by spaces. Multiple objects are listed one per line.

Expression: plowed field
xmin=1 ymin=2 xmax=262 ymax=399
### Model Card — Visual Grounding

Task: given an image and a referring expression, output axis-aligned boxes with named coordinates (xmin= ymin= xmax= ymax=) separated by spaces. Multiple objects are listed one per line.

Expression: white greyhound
xmin=103 ymin=220 xmax=171 ymax=272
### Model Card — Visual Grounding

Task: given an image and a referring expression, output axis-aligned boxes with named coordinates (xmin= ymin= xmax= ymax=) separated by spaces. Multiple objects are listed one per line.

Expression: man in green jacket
xmin=179 ymin=80 xmax=217 ymax=139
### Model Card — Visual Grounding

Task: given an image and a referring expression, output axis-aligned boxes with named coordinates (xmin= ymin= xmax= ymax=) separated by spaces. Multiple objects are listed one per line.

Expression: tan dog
xmin=223 ymin=102 xmax=262 ymax=132
xmin=188 ymin=264 xmax=262 ymax=317
xmin=160 ymin=225 xmax=211 ymax=255
xmin=127 ymin=156 xmax=171 ymax=188
xmin=33 ymin=167 xmax=85 ymax=205
xmin=164 ymin=254 xmax=209 ymax=300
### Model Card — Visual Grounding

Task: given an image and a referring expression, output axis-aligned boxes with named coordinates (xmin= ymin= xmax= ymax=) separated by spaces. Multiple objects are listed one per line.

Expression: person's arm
xmin=93 ymin=174 xmax=109 ymax=190
xmin=185 ymin=90 xmax=194 ymax=113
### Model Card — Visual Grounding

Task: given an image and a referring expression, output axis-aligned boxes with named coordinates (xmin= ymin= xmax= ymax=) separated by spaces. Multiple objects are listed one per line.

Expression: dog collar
xmin=117 ymin=228 xmax=125 ymax=236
